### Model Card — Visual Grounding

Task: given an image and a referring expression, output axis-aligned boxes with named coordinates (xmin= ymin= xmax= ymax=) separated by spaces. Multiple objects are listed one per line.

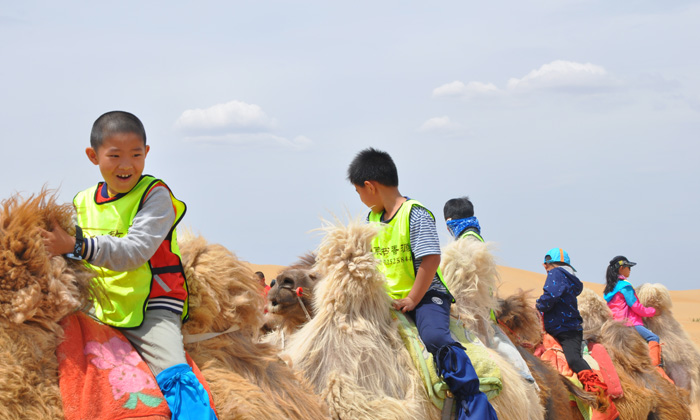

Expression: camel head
xmin=178 ymin=233 xmax=264 ymax=337
xmin=0 ymin=190 xmax=94 ymax=327
xmin=496 ymin=289 xmax=543 ymax=349
xmin=636 ymin=283 xmax=672 ymax=316
xmin=265 ymin=253 xmax=317 ymax=314
xmin=578 ymin=288 xmax=613 ymax=339
xmin=265 ymin=267 xmax=318 ymax=319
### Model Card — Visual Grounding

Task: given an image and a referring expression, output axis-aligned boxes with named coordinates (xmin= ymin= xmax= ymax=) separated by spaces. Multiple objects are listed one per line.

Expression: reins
xmin=279 ymin=285 xmax=312 ymax=321
xmin=277 ymin=286 xmax=312 ymax=350
xmin=183 ymin=325 xmax=240 ymax=344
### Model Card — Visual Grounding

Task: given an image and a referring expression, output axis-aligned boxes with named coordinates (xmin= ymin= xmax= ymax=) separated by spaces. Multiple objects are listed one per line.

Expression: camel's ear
xmin=308 ymin=272 xmax=319 ymax=282
xmin=86 ymin=147 xmax=99 ymax=165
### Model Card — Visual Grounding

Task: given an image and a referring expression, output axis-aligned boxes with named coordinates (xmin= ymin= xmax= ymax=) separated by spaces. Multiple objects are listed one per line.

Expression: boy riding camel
xmin=41 ymin=111 xmax=217 ymax=419
xmin=348 ymin=148 xmax=497 ymax=420
xmin=537 ymin=248 xmax=618 ymax=418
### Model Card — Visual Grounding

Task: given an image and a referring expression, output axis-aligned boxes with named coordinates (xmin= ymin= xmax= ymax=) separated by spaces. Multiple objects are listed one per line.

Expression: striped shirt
xmin=409 ymin=205 xmax=447 ymax=294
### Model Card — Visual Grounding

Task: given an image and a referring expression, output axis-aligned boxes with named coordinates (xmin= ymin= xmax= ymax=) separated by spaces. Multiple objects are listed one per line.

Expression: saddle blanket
xmin=57 ymin=311 xmax=215 ymax=420
xmin=393 ymin=310 xmax=503 ymax=410
xmin=535 ymin=332 xmax=622 ymax=420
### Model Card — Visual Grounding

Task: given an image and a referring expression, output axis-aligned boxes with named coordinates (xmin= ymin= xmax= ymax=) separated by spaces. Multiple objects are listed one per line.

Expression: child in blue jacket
xmin=536 ymin=248 xmax=611 ymax=405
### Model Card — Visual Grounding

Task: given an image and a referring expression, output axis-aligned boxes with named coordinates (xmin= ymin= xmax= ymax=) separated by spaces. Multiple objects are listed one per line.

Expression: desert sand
xmin=249 ymin=262 xmax=700 ymax=418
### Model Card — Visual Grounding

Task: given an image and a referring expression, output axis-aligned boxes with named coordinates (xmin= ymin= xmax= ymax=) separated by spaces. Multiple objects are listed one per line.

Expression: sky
xmin=1 ymin=1 xmax=698 ymax=290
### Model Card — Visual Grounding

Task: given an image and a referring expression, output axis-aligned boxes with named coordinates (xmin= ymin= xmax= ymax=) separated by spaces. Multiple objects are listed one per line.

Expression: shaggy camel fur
xmin=495 ymin=291 xmax=596 ymax=420
xmin=284 ymin=219 xmax=437 ymax=420
xmin=262 ymin=254 xmax=319 ymax=347
xmin=637 ymin=282 xmax=700 ymax=403
xmin=0 ymin=191 xmax=96 ymax=420
xmin=577 ymin=288 xmax=691 ymax=420
xmin=441 ymin=238 xmax=545 ymax=420
xmin=179 ymin=234 xmax=329 ymax=420
xmin=496 ymin=291 xmax=544 ymax=349
xmin=440 ymin=238 xmax=500 ymax=342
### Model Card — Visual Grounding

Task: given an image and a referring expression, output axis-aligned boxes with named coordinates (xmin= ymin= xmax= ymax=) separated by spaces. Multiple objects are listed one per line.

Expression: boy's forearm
xmin=407 ymin=254 xmax=440 ymax=303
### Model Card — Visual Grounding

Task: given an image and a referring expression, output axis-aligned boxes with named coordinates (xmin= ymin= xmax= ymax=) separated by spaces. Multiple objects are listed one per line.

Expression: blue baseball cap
xmin=544 ymin=248 xmax=576 ymax=271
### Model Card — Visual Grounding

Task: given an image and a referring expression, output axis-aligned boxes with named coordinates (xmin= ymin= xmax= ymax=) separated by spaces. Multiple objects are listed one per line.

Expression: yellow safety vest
xmin=459 ymin=229 xmax=484 ymax=243
xmin=369 ymin=199 xmax=450 ymax=299
xmin=74 ymin=175 xmax=188 ymax=328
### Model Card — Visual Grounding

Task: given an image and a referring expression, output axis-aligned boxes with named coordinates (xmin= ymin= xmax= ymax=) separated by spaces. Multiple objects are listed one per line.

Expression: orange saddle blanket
xmin=535 ymin=332 xmax=621 ymax=420
xmin=57 ymin=311 xmax=214 ymax=420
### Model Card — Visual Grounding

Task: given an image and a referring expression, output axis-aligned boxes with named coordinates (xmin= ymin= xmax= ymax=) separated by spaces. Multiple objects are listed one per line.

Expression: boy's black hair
xmin=346 ymin=147 xmax=399 ymax=187
xmin=255 ymin=271 xmax=265 ymax=279
xmin=443 ymin=196 xmax=475 ymax=220
xmin=90 ymin=111 xmax=147 ymax=150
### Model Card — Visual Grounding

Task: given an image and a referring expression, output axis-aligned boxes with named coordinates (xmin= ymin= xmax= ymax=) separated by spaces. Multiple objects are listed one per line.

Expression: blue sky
xmin=2 ymin=1 xmax=698 ymax=290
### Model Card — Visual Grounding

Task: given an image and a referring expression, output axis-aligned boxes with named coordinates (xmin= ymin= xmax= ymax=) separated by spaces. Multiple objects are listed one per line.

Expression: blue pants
xmin=410 ymin=290 xmax=454 ymax=353
xmin=409 ymin=291 xmax=498 ymax=420
xmin=634 ymin=325 xmax=659 ymax=343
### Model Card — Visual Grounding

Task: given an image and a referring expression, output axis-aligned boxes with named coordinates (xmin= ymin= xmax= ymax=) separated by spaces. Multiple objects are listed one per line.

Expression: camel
xmin=573 ymin=288 xmax=691 ymax=419
xmin=0 ymin=191 xmax=94 ymax=419
xmin=499 ymin=291 xmax=654 ymax=419
xmin=637 ymin=282 xmax=700 ymax=404
xmin=282 ymin=219 xmax=434 ymax=419
xmin=440 ymin=239 xmax=594 ymax=420
xmin=262 ymin=253 xmax=318 ymax=347
xmin=179 ymin=234 xmax=329 ymax=420
xmin=283 ymin=217 xmax=548 ymax=420
xmin=0 ymin=190 xmax=328 ymax=420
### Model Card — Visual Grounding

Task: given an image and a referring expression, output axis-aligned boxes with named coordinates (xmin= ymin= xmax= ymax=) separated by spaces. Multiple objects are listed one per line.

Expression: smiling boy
xmin=41 ymin=111 xmax=217 ymax=419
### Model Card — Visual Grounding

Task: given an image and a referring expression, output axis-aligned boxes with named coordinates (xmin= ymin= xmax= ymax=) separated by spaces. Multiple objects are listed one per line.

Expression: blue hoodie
xmin=536 ymin=266 xmax=584 ymax=335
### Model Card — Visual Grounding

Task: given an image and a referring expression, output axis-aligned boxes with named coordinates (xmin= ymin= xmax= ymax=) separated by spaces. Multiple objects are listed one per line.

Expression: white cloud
xmin=175 ymin=100 xmax=276 ymax=134
xmin=419 ymin=116 xmax=458 ymax=132
xmin=176 ymin=100 xmax=311 ymax=149
xmin=433 ymin=80 xmax=500 ymax=98
xmin=183 ymin=132 xmax=312 ymax=149
xmin=434 ymin=60 xmax=617 ymax=99
xmin=506 ymin=60 xmax=613 ymax=91
xmin=433 ymin=81 xmax=466 ymax=97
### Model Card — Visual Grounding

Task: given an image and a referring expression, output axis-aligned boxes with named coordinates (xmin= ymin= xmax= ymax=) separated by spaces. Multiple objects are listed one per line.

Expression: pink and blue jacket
xmin=603 ymin=278 xmax=655 ymax=327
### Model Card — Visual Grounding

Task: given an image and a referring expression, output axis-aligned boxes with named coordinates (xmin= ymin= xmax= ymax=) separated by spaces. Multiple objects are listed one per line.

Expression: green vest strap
xmin=459 ymin=229 xmax=484 ymax=242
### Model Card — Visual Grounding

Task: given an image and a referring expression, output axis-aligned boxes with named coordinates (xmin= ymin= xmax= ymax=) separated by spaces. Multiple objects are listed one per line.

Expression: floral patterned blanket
xmin=56 ymin=311 xmax=212 ymax=420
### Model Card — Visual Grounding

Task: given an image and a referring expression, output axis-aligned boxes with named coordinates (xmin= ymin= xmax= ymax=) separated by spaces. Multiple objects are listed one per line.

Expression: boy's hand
xmin=39 ymin=223 xmax=75 ymax=257
xmin=392 ymin=297 xmax=416 ymax=313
